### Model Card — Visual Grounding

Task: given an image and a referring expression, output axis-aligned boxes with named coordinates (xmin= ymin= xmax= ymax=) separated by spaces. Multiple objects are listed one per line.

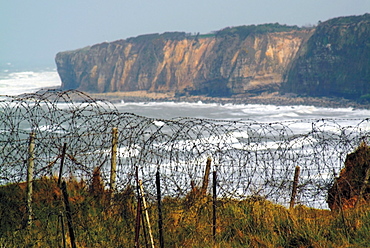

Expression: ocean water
xmin=1 ymin=66 xmax=370 ymax=208
xmin=0 ymin=63 xmax=61 ymax=96
xmin=115 ymin=100 xmax=370 ymax=122
xmin=1 ymin=65 xmax=370 ymax=122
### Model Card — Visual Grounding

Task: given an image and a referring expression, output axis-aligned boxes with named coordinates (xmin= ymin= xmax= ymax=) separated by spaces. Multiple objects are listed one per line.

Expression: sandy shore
xmin=88 ymin=91 xmax=370 ymax=109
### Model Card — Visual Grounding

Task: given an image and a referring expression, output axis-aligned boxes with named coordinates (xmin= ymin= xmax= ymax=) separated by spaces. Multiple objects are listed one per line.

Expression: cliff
xmin=282 ymin=14 xmax=370 ymax=101
xmin=55 ymin=14 xmax=370 ymax=102
xmin=55 ymin=24 xmax=311 ymax=97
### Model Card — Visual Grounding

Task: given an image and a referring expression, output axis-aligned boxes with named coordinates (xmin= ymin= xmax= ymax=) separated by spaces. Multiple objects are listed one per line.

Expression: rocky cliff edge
xmin=55 ymin=14 xmax=370 ymax=104
xmin=55 ymin=24 xmax=312 ymax=97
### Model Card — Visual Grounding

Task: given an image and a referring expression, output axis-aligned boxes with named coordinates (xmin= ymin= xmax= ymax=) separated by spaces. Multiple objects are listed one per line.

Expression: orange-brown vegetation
xmin=327 ymin=142 xmax=370 ymax=210
xmin=1 ymin=154 xmax=370 ymax=246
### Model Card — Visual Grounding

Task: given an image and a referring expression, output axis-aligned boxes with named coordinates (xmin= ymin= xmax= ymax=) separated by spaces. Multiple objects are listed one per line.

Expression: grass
xmin=0 ymin=177 xmax=369 ymax=247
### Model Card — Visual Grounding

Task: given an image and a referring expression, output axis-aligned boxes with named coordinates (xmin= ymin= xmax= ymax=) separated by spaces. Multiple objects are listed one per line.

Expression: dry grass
xmin=0 ymin=177 xmax=369 ymax=247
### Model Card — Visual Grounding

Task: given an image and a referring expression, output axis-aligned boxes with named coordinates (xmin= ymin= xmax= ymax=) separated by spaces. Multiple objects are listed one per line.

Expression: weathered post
xmin=290 ymin=166 xmax=301 ymax=209
xmin=134 ymin=193 xmax=142 ymax=248
xmin=26 ymin=132 xmax=35 ymax=226
xmin=156 ymin=170 xmax=165 ymax=248
xmin=139 ymin=180 xmax=155 ymax=248
xmin=202 ymin=157 xmax=212 ymax=195
xmin=110 ymin=127 xmax=118 ymax=198
xmin=61 ymin=181 xmax=77 ymax=248
xmin=58 ymin=143 xmax=67 ymax=187
xmin=59 ymin=212 xmax=67 ymax=248
xmin=212 ymin=170 xmax=217 ymax=244
xmin=134 ymin=166 xmax=141 ymax=248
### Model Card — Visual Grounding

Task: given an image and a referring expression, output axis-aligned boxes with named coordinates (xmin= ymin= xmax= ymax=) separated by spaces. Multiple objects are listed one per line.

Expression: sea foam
xmin=0 ymin=69 xmax=61 ymax=96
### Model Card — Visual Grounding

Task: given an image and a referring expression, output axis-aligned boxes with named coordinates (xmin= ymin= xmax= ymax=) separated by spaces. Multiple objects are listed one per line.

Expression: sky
xmin=1 ymin=0 xmax=369 ymax=68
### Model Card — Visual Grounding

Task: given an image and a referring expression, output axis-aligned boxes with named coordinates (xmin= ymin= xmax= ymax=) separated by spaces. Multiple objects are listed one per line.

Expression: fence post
xmin=156 ymin=170 xmax=165 ymax=248
xmin=139 ymin=180 xmax=155 ymax=248
xmin=110 ymin=127 xmax=118 ymax=199
xmin=134 ymin=166 xmax=141 ymax=248
xmin=26 ymin=132 xmax=35 ymax=226
xmin=61 ymin=181 xmax=77 ymax=248
xmin=58 ymin=143 xmax=67 ymax=187
xmin=59 ymin=211 xmax=67 ymax=248
xmin=290 ymin=166 xmax=300 ymax=209
xmin=202 ymin=157 xmax=212 ymax=195
xmin=134 ymin=192 xmax=142 ymax=248
xmin=212 ymin=170 xmax=217 ymax=244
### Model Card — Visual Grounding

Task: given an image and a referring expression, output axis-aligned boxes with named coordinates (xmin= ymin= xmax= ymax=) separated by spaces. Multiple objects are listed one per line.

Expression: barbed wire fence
xmin=1 ymin=90 xmax=369 ymax=246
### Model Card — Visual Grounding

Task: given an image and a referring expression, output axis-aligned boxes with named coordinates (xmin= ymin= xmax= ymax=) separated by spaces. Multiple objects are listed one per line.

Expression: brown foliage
xmin=327 ymin=142 xmax=370 ymax=210
xmin=89 ymin=167 xmax=105 ymax=198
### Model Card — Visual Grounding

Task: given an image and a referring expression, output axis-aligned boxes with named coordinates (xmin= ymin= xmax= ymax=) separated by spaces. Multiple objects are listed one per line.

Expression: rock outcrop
xmin=55 ymin=25 xmax=311 ymax=97
xmin=282 ymin=14 xmax=370 ymax=101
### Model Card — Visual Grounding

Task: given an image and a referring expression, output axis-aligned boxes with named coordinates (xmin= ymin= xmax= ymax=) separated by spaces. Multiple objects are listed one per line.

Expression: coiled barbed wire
xmin=0 ymin=90 xmax=369 ymax=209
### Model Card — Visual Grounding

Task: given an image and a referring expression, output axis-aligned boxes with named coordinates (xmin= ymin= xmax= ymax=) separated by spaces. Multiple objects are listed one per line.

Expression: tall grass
xmin=0 ymin=177 xmax=369 ymax=247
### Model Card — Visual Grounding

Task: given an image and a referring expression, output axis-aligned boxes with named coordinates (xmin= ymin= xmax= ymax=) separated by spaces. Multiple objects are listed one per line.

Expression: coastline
xmin=88 ymin=91 xmax=370 ymax=109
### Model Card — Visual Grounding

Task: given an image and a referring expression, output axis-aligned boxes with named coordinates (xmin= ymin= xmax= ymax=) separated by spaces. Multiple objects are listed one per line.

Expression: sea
xmin=1 ymin=64 xmax=370 ymax=122
xmin=1 ymin=64 xmax=370 ymax=208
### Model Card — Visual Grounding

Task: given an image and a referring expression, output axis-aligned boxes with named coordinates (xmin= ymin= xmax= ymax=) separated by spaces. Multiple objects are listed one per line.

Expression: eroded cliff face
xmin=56 ymin=29 xmax=311 ymax=96
xmin=282 ymin=14 xmax=370 ymax=101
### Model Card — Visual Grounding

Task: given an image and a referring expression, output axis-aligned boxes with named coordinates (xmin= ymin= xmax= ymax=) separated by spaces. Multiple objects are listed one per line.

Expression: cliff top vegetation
xmin=215 ymin=23 xmax=309 ymax=39
xmin=124 ymin=23 xmax=309 ymax=44
xmin=321 ymin=13 xmax=370 ymax=26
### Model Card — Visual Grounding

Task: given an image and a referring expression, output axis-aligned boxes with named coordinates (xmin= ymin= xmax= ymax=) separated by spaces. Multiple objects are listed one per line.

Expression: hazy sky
xmin=1 ymin=0 xmax=369 ymax=67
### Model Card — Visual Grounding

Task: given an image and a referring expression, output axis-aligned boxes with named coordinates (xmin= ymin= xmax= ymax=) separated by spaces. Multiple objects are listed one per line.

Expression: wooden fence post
xmin=26 ymin=132 xmax=35 ymax=226
xmin=212 ymin=170 xmax=217 ymax=244
xmin=134 ymin=192 xmax=142 ymax=248
xmin=139 ymin=180 xmax=155 ymax=248
xmin=155 ymin=170 xmax=164 ymax=248
xmin=58 ymin=143 xmax=67 ymax=187
xmin=134 ymin=166 xmax=141 ymax=248
xmin=57 ymin=143 xmax=68 ymax=248
xmin=156 ymin=170 xmax=165 ymax=248
xmin=59 ymin=211 xmax=67 ymax=248
xmin=202 ymin=157 xmax=212 ymax=195
xmin=110 ymin=127 xmax=118 ymax=198
xmin=61 ymin=181 xmax=77 ymax=248
xmin=290 ymin=166 xmax=301 ymax=209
